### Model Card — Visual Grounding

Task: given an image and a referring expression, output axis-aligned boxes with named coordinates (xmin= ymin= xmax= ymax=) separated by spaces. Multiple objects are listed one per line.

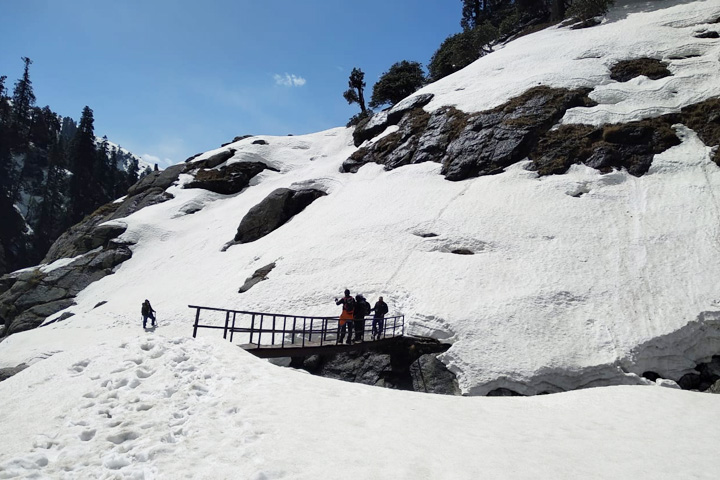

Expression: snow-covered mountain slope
xmin=2 ymin=1 xmax=720 ymax=477
xmin=1 ymin=335 xmax=718 ymax=479
xmin=2 ymin=0 xmax=720 ymax=398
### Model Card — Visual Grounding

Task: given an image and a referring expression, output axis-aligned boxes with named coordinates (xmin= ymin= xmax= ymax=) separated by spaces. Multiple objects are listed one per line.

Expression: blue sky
xmin=0 ymin=0 xmax=460 ymax=167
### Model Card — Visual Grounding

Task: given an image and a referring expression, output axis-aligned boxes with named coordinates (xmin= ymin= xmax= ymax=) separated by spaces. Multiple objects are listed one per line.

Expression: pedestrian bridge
xmin=189 ymin=305 xmax=405 ymax=358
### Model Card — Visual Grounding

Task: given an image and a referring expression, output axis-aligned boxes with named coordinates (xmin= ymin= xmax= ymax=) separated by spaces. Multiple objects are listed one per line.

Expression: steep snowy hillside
xmin=1 ymin=1 xmax=720 ymax=477
xmin=3 ymin=0 xmax=719 ymax=397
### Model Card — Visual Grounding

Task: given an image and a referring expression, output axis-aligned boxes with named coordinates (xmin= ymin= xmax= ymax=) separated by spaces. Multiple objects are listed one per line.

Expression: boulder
xmin=409 ymin=353 xmax=461 ymax=395
xmin=192 ymin=149 xmax=236 ymax=169
xmin=238 ymin=262 xmax=276 ymax=293
xmin=0 ymin=363 xmax=28 ymax=382
xmin=234 ymin=188 xmax=326 ymax=243
xmin=7 ymin=299 xmax=76 ymax=335
xmin=127 ymin=163 xmax=185 ymax=197
xmin=1 ymin=242 xmax=133 ymax=338
xmin=185 ymin=162 xmax=268 ymax=195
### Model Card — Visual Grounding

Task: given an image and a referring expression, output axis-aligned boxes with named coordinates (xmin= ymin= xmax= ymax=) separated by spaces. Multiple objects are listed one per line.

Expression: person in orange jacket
xmin=335 ymin=289 xmax=355 ymax=345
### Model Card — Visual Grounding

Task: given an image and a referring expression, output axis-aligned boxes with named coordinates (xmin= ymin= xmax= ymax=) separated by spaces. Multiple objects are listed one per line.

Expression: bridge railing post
xmin=250 ymin=314 xmax=255 ymax=344
xmin=258 ymin=315 xmax=264 ymax=347
xmin=223 ymin=311 xmax=230 ymax=340
xmin=292 ymin=317 xmax=297 ymax=344
xmin=302 ymin=319 xmax=307 ymax=348
xmin=192 ymin=307 xmax=201 ymax=338
xmin=282 ymin=316 xmax=287 ymax=347
xmin=271 ymin=315 xmax=276 ymax=345
xmin=230 ymin=312 xmax=237 ymax=342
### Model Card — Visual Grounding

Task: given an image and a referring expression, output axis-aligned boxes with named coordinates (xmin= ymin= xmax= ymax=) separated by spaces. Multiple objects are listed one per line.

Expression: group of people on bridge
xmin=335 ymin=289 xmax=388 ymax=345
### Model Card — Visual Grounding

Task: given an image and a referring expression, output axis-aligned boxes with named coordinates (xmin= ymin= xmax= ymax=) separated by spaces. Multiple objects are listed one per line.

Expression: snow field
xmin=1 ymin=335 xmax=719 ymax=480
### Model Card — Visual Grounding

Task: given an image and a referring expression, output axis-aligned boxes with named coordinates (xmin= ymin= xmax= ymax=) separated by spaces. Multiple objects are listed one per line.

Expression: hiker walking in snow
xmin=370 ymin=296 xmax=388 ymax=341
xmin=141 ymin=299 xmax=156 ymax=328
xmin=353 ymin=294 xmax=371 ymax=343
xmin=335 ymin=289 xmax=355 ymax=344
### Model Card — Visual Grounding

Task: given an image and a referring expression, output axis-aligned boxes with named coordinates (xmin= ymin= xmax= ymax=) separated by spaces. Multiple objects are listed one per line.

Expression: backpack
xmin=344 ymin=295 xmax=355 ymax=312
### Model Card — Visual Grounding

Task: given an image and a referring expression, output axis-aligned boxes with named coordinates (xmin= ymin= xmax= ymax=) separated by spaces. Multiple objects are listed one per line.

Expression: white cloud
xmin=273 ymin=73 xmax=306 ymax=87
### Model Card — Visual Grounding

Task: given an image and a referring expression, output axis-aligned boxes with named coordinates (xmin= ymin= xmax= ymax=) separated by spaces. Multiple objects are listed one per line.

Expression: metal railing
xmin=189 ymin=305 xmax=404 ymax=350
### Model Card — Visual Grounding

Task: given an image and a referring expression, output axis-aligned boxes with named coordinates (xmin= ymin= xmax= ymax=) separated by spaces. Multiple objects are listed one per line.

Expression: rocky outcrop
xmin=233 ymin=188 xmax=326 ymax=244
xmin=185 ymin=161 xmax=268 ymax=195
xmin=531 ymin=117 xmax=681 ymax=176
xmin=0 ymin=153 xmax=273 ymax=337
xmin=352 ymin=93 xmax=435 ymax=147
xmin=346 ymin=87 xmax=595 ymax=181
xmin=609 ymin=58 xmax=671 ymax=82
xmin=0 ymin=363 xmax=28 ymax=382
xmin=346 ymin=86 xmax=720 ymax=180
xmin=238 ymin=262 xmax=276 ymax=293
xmin=289 ymin=336 xmax=458 ymax=395
xmin=0 ymin=241 xmax=132 ymax=335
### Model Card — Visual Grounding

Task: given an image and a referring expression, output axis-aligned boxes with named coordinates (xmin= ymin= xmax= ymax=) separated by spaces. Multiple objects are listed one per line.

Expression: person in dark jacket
xmin=141 ymin=299 xmax=156 ymax=328
xmin=335 ymin=289 xmax=355 ymax=344
xmin=370 ymin=296 xmax=389 ymax=341
xmin=353 ymin=294 xmax=371 ymax=343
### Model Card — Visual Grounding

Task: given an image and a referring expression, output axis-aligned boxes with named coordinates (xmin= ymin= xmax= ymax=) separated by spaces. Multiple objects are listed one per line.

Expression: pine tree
xmin=370 ymin=61 xmax=426 ymax=109
xmin=11 ymin=57 xmax=36 ymax=150
xmin=0 ymin=76 xmax=12 ymax=193
xmin=34 ymin=138 xmax=67 ymax=255
xmin=68 ymin=106 xmax=97 ymax=223
xmin=125 ymin=155 xmax=139 ymax=191
xmin=429 ymin=22 xmax=498 ymax=81
xmin=95 ymin=135 xmax=111 ymax=201
xmin=343 ymin=68 xmax=368 ymax=115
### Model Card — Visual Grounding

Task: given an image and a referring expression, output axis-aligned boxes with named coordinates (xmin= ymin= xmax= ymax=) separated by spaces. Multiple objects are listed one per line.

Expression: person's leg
xmin=142 ymin=314 xmax=147 ymax=329
xmin=151 ymin=312 xmax=156 ymax=326
xmin=346 ymin=320 xmax=354 ymax=344
xmin=338 ymin=322 xmax=345 ymax=344
xmin=378 ymin=318 xmax=384 ymax=339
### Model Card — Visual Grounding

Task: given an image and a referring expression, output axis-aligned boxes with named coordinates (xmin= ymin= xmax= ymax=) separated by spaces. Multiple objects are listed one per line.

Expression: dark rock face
xmin=346 ymin=87 xmax=720 ymax=180
xmin=238 ymin=262 xmax=276 ymax=293
xmin=409 ymin=353 xmax=462 ymax=395
xmin=127 ymin=164 xmax=185 ymax=198
xmin=185 ymin=162 xmax=268 ymax=195
xmin=0 ymin=363 xmax=28 ymax=382
xmin=234 ymin=188 xmax=326 ymax=243
xmin=531 ymin=117 xmax=681 ymax=176
xmin=352 ymin=93 xmax=435 ymax=147
xmin=293 ymin=350 xmax=459 ymax=394
xmin=346 ymin=87 xmax=595 ymax=181
xmin=289 ymin=337 xmax=458 ymax=395
xmin=0 ymin=243 xmax=132 ymax=335
xmin=693 ymin=30 xmax=719 ymax=39
xmin=677 ymin=97 xmax=720 ymax=165
xmin=609 ymin=58 xmax=671 ymax=82
xmin=193 ymin=149 xmax=236 ymax=169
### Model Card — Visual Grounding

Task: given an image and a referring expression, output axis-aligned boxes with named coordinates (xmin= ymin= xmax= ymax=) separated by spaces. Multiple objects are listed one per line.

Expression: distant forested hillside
xmin=0 ymin=57 xmax=149 ymax=274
